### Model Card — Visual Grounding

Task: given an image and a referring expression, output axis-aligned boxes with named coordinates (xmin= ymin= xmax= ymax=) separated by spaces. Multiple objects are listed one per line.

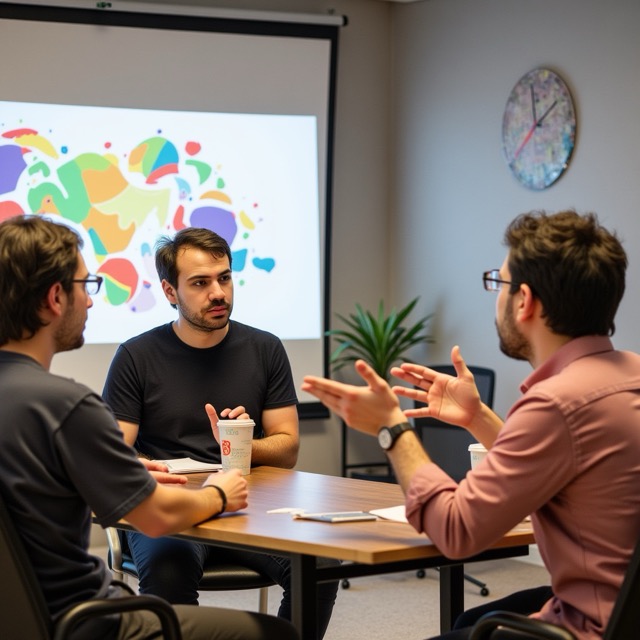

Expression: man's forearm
xmin=386 ymin=429 xmax=431 ymax=493
xmin=251 ymin=433 xmax=299 ymax=468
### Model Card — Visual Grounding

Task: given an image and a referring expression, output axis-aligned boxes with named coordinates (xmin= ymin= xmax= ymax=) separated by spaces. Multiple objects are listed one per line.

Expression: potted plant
xmin=327 ymin=297 xmax=434 ymax=382
xmin=328 ymin=297 xmax=434 ymax=482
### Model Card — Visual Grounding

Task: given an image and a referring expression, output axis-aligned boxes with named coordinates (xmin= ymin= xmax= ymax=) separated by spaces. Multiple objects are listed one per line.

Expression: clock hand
xmin=513 ymin=123 xmax=537 ymax=160
xmin=530 ymin=84 xmax=537 ymax=123
xmin=512 ymin=99 xmax=559 ymax=160
xmin=535 ymin=99 xmax=557 ymax=127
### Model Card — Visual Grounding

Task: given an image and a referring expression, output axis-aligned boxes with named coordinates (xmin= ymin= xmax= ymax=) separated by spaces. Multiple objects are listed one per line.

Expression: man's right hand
xmin=204 ymin=468 xmax=248 ymax=512
xmin=205 ymin=403 xmax=250 ymax=445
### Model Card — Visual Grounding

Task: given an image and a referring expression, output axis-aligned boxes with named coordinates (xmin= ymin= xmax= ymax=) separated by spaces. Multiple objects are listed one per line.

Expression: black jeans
xmin=426 ymin=585 xmax=554 ymax=639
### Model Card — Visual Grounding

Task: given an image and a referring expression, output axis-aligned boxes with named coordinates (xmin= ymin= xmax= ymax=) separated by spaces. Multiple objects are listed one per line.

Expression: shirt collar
xmin=520 ymin=335 xmax=614 ymax=393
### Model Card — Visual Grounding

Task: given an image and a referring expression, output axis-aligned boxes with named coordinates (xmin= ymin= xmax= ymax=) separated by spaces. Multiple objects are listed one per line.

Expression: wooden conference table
xmin=118 ymin=466 xmax=534 ymax=639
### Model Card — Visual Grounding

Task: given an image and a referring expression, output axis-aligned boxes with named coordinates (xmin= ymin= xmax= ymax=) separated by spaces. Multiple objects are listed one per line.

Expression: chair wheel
xmin=341 ymin=579 xmax=350 ymax=589
xmin=480 ymin=587 xmax=490 ymax=596
xmin=416 ymin=569 xmax=426 ymax=579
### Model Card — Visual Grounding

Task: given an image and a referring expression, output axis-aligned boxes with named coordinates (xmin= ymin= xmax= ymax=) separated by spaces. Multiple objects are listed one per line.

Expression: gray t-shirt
xmin=0 ymin=351 xmax=156 ymax=636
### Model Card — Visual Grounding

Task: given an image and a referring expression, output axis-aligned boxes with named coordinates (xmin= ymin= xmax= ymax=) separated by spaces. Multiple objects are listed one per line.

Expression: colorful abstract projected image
xmin=0 ymin=100 xmax=322 ymax=344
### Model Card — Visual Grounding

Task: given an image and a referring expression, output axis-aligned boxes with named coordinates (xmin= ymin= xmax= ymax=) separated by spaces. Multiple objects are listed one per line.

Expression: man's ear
xmin=44 ymin=282 xmax=65 ymax=318
xmin=515 ymin=283 xmax=537 ymax=322
xmin=161 ymin=279 xmax=177 ymax=305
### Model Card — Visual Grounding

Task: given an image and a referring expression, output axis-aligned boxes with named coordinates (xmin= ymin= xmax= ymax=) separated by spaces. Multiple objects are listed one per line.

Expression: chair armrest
xmin=105 ymin=527 xmax=123 ymax=572
xmin=53 ymin=594 xmax=182 ymax=640
xmin=470 ymin=611 xmax=576 ymax=640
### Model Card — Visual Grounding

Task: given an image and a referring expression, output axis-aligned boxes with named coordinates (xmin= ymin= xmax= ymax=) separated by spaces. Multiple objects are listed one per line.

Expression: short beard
xmin=496 ymin=303 xmax=531 ymax=362
xmin=176 ymin=297 xmax=232 ymax=334
xmin=54 ymin=301 xmax=85 ymax=353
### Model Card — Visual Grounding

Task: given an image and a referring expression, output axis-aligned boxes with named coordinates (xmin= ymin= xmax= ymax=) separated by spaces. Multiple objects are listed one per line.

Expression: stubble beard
xmin=177 ymin=297 xmax=233 ymax=334
xmin=54 ymin=302 xmax=86 ymax=353
xmin=496 ymin=302 xmax=531 ymax=362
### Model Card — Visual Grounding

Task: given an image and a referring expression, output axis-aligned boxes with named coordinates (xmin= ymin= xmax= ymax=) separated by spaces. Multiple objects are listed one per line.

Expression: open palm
xmin=391 ymin=347 xmax=482 ymax=428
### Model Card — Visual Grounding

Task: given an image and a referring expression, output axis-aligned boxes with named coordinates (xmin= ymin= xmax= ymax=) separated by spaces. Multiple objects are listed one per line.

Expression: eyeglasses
xmin=482 ymin=269 xmax=517 ymax=292
xmin=72 ymin=275 xmax=103 ymax=296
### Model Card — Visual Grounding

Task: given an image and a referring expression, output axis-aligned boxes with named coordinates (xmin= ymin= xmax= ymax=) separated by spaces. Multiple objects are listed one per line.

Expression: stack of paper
xmin=159 ymin=457 xmax=222 ymax=474
xmin=369 ymin=505 xmax=408 ymax=523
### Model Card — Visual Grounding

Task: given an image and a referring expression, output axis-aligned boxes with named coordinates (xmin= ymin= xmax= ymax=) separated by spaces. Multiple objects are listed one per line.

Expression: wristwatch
xmin=378 ymin=422 xmax=414 ymax=451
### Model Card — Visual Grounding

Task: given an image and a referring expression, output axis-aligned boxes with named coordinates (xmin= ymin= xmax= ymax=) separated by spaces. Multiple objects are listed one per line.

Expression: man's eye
xmin=220 ymin=274 xmax=232 ymax=283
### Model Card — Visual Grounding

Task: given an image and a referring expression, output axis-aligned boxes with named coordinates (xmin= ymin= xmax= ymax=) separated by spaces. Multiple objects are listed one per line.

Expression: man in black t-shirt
xmin=103 ymin=227 xmax=338 ymax=640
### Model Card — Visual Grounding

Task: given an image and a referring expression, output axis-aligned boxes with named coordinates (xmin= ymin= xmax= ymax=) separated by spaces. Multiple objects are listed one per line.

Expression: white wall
xmin=391 ymin=0 xmax=640 ymax=418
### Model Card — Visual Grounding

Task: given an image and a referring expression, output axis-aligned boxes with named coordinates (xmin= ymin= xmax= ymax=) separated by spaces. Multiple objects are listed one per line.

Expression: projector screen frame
xmin=0 ymin=1 xmax=341 ymax=420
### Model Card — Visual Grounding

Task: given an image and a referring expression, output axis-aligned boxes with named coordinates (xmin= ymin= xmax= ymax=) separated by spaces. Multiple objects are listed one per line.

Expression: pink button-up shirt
xmin=406 ymin=336 xmax=640 ymax=638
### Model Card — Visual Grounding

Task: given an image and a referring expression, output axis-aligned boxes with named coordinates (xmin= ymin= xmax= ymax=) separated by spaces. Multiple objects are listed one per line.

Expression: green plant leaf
xmin=327 ymin=297 xmax=434 ymax=381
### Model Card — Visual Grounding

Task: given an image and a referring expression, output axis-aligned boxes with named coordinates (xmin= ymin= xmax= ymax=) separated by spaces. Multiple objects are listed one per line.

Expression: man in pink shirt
xmin=303 ymin=210 xmax=640 ymax=639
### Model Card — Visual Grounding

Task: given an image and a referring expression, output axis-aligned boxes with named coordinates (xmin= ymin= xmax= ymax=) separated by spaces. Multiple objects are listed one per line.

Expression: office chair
xmin=413 ymin=364 xmax=496 ymax=597
xmin=469 ymin=530 xmax=640 ymax=640
xmin=0 ymin=494 xmax=181 ymax=640
xmin=106 ymin=527 xmax=275 ymax=613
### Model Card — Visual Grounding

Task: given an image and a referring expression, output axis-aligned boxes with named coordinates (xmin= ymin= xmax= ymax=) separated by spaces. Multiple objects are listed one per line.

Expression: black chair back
xmin=0 ymin=493 xmax=52 ymax=639
xmin=0 ymin=492 xmax=182 ymax=640
xmin=413 ymin=365 xmax=495 ymax=482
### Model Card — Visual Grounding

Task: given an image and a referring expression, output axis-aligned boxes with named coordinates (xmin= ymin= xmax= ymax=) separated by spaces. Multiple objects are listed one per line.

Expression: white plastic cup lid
xmin=468 ymin=443 xmax=487 ymax=452
xmin=217 ymin=419 xmax=255 ymax=427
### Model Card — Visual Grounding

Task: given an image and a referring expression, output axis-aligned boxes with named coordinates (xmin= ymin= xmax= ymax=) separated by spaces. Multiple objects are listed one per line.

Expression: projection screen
xmin=0 ymin=1 xmax=343 ymax=418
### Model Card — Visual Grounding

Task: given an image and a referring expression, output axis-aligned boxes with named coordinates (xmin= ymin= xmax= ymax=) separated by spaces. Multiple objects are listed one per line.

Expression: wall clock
xmin=502 ymin=68 xmax=576 ymax=190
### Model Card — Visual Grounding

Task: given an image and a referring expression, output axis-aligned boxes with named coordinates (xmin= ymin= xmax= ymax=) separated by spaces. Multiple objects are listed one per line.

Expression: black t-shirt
xmin=102 ymin=321 xmax=298 ymax=462
xmin=0 ymin=351 xmax=156 ymax=635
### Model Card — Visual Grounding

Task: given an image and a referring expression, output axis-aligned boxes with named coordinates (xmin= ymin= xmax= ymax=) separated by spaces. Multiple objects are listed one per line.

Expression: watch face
xmin=502 ymin=68 xmax=576 ymax=190
xmin=378 ymin=428 xmax=392 ymax=450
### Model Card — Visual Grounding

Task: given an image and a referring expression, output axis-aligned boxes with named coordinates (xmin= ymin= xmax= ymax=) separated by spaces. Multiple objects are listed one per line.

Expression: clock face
xmin=502 ymin=68 xmax=576 ymax=190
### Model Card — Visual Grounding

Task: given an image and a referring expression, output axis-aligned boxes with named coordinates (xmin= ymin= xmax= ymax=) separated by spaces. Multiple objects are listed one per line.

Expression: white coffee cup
xmin=468 ymin=442 xmax=488 ymax=469
xmin=217 ymin=419 xmax=255 ymax=475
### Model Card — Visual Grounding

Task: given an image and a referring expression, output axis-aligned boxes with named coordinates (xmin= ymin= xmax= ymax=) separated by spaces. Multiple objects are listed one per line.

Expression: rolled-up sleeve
xmin=405 ymin=462 xmax=457 ymax=534
xmin=405 ymin=393 xmax=575 ymax=559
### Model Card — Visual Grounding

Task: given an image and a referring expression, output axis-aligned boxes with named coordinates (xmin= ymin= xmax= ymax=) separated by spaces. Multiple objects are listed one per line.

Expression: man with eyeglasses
xmin=303 ymin=210 xmax=640 ymax=640
xmin=0 ymin=215 xmax=298 ymax=640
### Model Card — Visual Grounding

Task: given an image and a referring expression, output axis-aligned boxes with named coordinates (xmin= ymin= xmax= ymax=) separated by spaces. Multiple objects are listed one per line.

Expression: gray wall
xmin=50 ymin=0 xmax=640 ymax=476
xmin=391 ymin=0 xmax=640 ymax=421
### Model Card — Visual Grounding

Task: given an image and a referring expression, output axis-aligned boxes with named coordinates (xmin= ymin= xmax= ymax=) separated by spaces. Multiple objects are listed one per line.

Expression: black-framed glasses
xmin=482 ymin=269 xmax=516 ymax=292
xmin=72 ymin=275 xmax=103 ymax=296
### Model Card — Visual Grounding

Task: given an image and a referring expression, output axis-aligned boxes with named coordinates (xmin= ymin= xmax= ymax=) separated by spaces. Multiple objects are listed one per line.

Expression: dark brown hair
xmin=0 ymin=216 xmax=82 ymax=344
xmin=505 ymin=210 xmax=627 ymax=337
xmin=155 ymin=227 xmax=232 ymax=288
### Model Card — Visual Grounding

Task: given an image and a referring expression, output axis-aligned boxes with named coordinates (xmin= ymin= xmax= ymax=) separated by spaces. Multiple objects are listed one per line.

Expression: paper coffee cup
xmin=468 ymin=443 xmax=488 ymax=469
xmin=218 ymin=419 xmax=255 ymax=475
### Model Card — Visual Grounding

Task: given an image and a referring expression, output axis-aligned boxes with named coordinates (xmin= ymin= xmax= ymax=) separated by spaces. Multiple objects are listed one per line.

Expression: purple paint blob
xmin=190 ymin=206 xmax=237 ymax=246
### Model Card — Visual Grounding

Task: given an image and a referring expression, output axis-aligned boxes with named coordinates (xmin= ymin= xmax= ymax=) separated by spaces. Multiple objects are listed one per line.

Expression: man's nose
xmin=208 ymin=282 xmax=225 ymax=299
